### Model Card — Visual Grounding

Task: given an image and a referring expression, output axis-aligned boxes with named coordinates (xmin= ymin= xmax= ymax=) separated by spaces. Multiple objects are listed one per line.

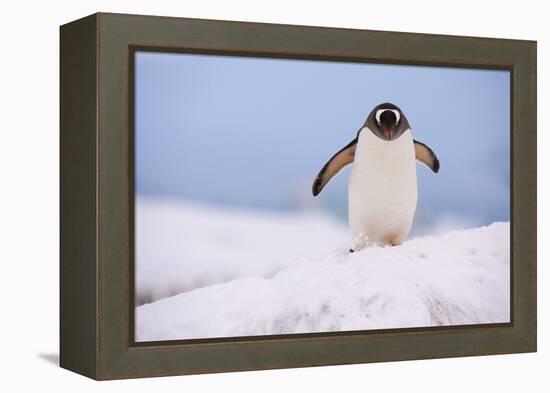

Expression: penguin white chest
xmin=348 ymin=128 xmax=417 ymax=249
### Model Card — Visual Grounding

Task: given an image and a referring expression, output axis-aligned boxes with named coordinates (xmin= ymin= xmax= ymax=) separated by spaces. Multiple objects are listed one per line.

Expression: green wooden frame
xmin=60 ymin=12 xmax=536 ymax=380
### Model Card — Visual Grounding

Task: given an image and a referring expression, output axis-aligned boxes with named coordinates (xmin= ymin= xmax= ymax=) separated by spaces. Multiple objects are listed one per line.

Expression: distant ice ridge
xmin=136 ymin=218 xmax=510 ymax=342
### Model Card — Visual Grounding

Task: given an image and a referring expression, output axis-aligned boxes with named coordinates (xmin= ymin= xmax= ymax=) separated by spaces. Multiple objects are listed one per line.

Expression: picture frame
xmin=60 ymin=12 xmax=536 ymax=380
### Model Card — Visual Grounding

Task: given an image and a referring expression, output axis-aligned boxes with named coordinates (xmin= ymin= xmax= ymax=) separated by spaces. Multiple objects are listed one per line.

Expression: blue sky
xmin=135 ymin=51 xmax=510 ymax=231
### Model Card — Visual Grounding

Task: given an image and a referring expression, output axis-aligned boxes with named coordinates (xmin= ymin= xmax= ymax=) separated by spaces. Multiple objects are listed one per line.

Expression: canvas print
xmin=134 ymin=51 xmax=510 ymax=342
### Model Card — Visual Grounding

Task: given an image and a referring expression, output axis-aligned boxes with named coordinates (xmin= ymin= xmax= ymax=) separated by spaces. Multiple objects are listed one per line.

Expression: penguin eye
xmin=375 ymin=110 xmax=383 ymax=126
xmin=375 ymin=109 xmax=401 ymax=126
xmin=391 ymin=110 xmax=401 ymax=125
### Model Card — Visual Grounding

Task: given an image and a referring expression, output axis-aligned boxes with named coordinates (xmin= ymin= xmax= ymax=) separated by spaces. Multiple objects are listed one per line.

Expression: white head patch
xmin=375 ymin=109 xmax=400 ymax=125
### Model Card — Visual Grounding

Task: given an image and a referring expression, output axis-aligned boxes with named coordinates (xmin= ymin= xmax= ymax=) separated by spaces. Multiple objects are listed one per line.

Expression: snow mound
xmin=136 ymin=197 xmax=349 ymax=304
xmin=136 ymin=222 xmax=510 ymax=342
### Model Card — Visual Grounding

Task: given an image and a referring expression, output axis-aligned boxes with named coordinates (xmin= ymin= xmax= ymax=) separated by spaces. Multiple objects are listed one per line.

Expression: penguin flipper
xmin=414 ymin=140 xmax=440 ymax=173
xmin=312 ymin=138 xmax=357 ymax=196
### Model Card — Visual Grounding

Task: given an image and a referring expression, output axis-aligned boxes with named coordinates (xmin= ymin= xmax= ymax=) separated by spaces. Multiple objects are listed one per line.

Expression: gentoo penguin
xmin=312 ymin=103 xmax=439 ymax=251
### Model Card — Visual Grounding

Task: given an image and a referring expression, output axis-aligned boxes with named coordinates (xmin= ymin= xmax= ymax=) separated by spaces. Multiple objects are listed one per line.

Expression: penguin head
xmin=364 ymin=102 xmax=410 ymax=141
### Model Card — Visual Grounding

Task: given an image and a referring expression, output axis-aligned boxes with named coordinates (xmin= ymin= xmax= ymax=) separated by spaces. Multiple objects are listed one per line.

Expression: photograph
xmin=133 ymin=51 xmax=511 ymax=342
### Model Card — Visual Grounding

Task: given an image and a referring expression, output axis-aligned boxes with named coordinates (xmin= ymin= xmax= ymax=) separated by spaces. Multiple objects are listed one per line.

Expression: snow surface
xmin=136 ymin=197 xmax=350 ymax=305
xmin=135 ymin=200 xmax=510 ymax=341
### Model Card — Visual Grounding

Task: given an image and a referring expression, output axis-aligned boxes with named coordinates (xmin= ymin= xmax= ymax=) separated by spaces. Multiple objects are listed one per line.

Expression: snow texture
xmin=136 ymin=199 xmax=509 ymax=342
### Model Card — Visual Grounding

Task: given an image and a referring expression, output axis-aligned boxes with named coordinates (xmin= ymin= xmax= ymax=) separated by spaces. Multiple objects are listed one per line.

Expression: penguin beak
xmin=378 ymin=110 xmax=399 ymax=140
xmin=384 ymin=127 xmax=396 ymax=140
